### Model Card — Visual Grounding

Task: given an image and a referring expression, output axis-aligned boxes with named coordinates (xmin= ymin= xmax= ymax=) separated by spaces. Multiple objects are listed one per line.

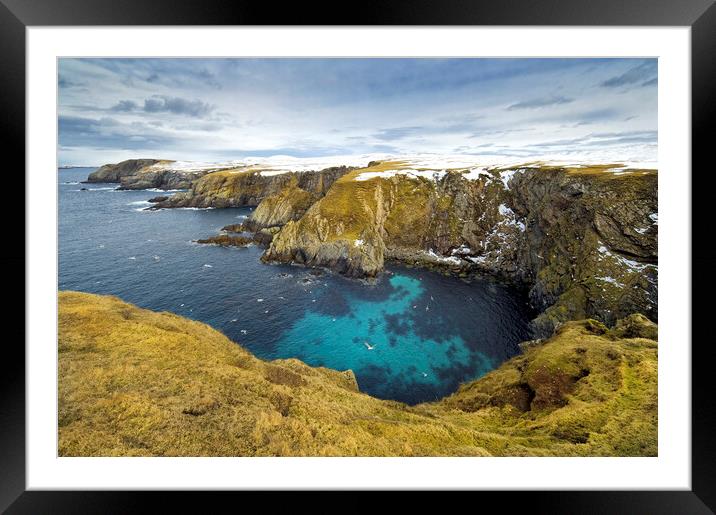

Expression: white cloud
xmin=58 ymin=58 xmax=657 ymax=165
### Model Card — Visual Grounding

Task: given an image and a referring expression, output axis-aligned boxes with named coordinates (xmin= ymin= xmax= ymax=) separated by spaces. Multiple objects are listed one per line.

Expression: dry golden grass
xmin=59 ymin=291 xmax=657 ymax=457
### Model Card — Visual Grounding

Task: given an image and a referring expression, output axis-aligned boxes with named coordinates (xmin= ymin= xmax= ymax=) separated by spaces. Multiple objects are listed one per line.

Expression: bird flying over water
xmin=364 ymin=341 xmax=376 ymax=350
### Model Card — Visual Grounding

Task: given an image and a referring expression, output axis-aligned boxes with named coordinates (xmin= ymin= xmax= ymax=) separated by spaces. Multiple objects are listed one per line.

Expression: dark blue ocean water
xmin=59 ymin=167 xmax=534 ymax=404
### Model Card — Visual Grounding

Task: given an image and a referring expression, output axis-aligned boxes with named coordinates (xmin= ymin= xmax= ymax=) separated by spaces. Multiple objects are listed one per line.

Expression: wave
xmin=127 ymin=200 xmax=152 ymax=206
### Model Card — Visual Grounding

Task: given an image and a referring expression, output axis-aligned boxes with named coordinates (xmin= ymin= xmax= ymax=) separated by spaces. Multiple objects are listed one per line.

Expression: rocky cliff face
xmin=261 ymin=162 xmax=657 ymax=336
xmin=117 ymin=167 xmax=209 ymax=190
xmin=120 ymin=157 xmax=656 ymax=336
xmin=85 ymin=159 xmax=237 ymax=190
xmin=59 ymin=291 xmax=657 ymax=457
xmin=244 ymin=182 xmax=318 ymax=231
xmin=85 ymin=159 xmax=161 ymax=183
xmin=151 ymin=166 xmax=352 ymax=209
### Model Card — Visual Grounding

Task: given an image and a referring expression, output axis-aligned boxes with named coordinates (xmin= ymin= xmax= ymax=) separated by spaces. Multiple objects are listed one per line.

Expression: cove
xmin=269 ymin=272 xmax=532 ymax=403
xmin=59 ymin=167 xmax=534 ymax=404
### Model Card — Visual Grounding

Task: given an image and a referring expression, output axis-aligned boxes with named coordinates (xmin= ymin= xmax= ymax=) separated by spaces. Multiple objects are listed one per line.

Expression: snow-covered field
xmin=143 ymin=153 xmax=658 ymax=178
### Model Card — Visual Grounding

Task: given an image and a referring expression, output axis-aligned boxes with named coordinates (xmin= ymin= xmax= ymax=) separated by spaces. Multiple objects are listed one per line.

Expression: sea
xmin=59 ymin=167 xmax=534 ymax=404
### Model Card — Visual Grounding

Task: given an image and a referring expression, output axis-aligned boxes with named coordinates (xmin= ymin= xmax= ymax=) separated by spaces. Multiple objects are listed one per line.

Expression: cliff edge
xmin=59 ymin=291 xmax=657 ymax=457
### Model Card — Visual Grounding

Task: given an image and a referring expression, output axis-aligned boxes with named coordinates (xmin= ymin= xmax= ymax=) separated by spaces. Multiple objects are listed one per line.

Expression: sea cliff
xmin=85 ymin=158 xmax=242 ymax=190
xmin=150 ymin=165 xmax=353 ymax=209
xmin=168 ymin=160 xmax=656 ymax=336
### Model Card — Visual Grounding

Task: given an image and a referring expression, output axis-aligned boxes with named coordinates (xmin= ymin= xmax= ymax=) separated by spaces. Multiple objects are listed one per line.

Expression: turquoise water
xmin=272 ymin=273 xmax=495 ymax=401
xmin=59 ymin=167 xmax=534 ymax=404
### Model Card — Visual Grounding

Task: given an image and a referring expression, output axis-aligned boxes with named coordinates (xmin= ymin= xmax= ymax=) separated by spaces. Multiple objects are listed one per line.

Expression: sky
xmin=58 ymin=58 xmax=657 ymax=166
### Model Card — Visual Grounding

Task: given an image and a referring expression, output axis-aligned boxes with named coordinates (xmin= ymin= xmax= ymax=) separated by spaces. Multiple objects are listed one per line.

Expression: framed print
xmin=4 ymin=0 xmax=715 ymax=511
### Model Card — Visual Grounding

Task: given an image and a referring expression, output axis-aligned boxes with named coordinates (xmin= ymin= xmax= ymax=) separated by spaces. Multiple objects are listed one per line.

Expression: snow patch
xmin=596 ymin=242 xmax=656 ymax=272
xmin=451 ymin=244 xmax=472 ymax=255
xmin=595 ymin=276 xmax=625 ymax=287
xmin=466 ymin=255 xmax=488 ymax=264
xmin=497 ymin=203 xmax=526 ymax=231
xmin=258 ymin=170 xmax=292 ymax=177
xmin=461 ymin=167 xmax=493 ymax=181
xmin=425 ymin=249 xmax=463 ymax=265
xmin=498 ymin=169 xmax=523 ymax=190
xmin=354 ymin=168 xmax=446 ymax=182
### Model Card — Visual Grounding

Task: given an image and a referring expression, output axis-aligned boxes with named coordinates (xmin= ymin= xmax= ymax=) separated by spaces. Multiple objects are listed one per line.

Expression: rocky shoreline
xmin=87 ymin=158 xmax=658 ymax=337
xmin=149 ymin=165 xmax=353 ymax=209
xmin=84 ymin=158 xmax=239 ymax=191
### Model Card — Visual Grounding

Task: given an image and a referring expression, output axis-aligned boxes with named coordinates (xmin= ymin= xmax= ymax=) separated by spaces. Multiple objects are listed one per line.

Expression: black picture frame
xmin=3 ymin=0 xmax=714 ymax=511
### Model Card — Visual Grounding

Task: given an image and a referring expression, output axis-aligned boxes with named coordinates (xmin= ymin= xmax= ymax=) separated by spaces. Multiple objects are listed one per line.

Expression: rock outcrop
xmin=243 ymin=182 xmax=318 ymax=231
xmin=85 ymin=159 xmax=235 ymax=190
xmin=116 ymin=166 xmax=208 ymax=190
xmin=59 ymin=291 xmax=658 ymax=457
xmin=261 ymin=162 xmax=657 ymax=336
xmin=151 ymin=166 xmax=352 ymax=209
xmin=195 ymin=234 xmax=254 ymax=247
xmin=85 ymin=159 xmax=161 ymax=183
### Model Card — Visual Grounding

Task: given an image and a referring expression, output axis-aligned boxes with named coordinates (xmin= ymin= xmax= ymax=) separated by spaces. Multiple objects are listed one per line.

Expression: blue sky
xmin=58 ymin=58 xmax=657 ymax=165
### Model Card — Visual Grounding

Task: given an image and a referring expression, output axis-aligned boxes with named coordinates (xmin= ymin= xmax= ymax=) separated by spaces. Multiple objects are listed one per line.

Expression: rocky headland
xmin=164 ymin=159 xmax=657 ymax=337
xmin=58 ymin=291 xmax=657 ymax=457
xmin=85 ymin=158 xmax=243 ymax=190
xmin=150 ymin=165 xmax=353 ymax=209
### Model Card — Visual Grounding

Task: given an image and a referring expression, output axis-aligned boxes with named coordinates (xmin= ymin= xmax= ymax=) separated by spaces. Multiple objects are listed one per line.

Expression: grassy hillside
xmin=59 ymin=291 xmax=657 ymax=457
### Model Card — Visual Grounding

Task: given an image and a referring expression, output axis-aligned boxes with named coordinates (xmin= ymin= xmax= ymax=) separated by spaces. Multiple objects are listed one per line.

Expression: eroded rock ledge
xmin=59 ymin=291 xmax=658 ymax=457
